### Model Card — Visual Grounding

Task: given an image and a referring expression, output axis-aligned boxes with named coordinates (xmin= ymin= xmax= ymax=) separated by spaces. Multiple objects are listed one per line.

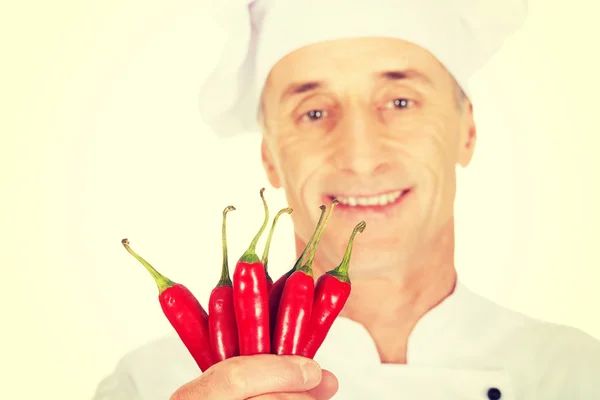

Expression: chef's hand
xmin=170 ymin=355 xmax=339 ymax=400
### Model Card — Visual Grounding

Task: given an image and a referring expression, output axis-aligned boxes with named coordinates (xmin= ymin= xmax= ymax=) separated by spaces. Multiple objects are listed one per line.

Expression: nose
xmin=331 ymin=108 xmax=390 ymax=177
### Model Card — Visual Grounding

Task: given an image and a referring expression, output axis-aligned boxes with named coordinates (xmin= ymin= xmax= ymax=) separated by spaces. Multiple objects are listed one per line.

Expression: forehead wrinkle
xmin=375 ymin=69 xmax=436 ymax=90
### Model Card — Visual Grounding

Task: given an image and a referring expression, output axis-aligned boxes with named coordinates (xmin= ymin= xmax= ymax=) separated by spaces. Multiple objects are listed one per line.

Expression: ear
xmin=261 ymin=138 xmax=282 ymax=188
xmin=457 ymin=100 xmax=477 ymax=168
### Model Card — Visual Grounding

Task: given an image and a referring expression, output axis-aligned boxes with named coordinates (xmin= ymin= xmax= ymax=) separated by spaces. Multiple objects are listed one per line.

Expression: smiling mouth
xmin=326 ymin=188 xmax=412 ymax=209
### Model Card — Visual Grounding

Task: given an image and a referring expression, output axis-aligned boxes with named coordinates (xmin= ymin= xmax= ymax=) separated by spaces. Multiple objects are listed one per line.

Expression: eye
xmin=301 ymin=109 xmax=328 ymax=122
xmin=385 ymin=98 xmax=414 ymax=110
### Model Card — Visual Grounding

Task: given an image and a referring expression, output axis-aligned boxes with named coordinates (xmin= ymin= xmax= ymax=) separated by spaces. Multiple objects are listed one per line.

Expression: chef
xmin=92 ymin=0 xmax=600 ymax=399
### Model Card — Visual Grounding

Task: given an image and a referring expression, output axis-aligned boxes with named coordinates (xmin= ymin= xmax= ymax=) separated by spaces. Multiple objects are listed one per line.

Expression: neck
xmin=296 ymin=219 xmax=457 ymax=364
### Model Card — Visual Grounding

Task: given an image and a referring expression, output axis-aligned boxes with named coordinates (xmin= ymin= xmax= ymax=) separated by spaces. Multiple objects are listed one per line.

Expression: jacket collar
xmin=315 ymin=279 xmax=518 ymax=369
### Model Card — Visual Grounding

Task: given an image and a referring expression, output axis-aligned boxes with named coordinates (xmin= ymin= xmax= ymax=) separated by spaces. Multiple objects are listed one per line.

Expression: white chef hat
xmin=199 ymin=0 xmax=528 ymax=137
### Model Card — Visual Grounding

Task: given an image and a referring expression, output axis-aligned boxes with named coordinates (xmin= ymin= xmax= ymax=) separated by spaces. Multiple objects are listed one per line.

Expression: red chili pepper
xmin=207 ymin=205 xmax=239 ymax=362
xmin=261 ymin=207 xmax=293 ymax=293
xmin=121 ymin=239 xmax=215 ymax=372
xmin=272 ymin=200 xmax=338 ymax=355
xmin=298 ymin=220 xmax=366 ymax=359
xmin=268 ymin=205 xmax=327 ymax=340
xmin=232 ymin=188 xmax=272 ymax=355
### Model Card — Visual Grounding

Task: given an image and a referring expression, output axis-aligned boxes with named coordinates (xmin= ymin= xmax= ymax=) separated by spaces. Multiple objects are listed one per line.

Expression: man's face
xmin=260 ymin=37 xmax=476 ymax=278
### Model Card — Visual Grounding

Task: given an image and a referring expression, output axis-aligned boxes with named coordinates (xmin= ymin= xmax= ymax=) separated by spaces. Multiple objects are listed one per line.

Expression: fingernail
xmin=300 ymin=360 xmax=322 ymax=386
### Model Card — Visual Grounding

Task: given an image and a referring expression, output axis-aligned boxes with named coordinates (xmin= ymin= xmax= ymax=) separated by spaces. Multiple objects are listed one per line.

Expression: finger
xmin=306 ymin=370 xmax=339 ymax=400
xmin=248 ymin=393 xmax=314 ymax=400
xmin=170 ymin=355 xmax=323 ymax=400
xmin=245 ymin=370 xmax=338 ymax=400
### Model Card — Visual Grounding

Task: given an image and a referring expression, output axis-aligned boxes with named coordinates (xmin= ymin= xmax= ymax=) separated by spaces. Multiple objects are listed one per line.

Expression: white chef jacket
xmin=91 ymin=282 xmax=600 ymax=399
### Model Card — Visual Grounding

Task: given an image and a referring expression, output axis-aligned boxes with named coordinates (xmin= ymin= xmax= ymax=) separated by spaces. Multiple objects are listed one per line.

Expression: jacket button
xmin=487 ymin=387 xmax=501 ymax=399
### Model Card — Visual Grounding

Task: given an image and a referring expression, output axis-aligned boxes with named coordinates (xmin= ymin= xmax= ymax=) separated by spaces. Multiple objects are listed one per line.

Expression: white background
xmin=2 ymin=1 xmax=600 ymax=399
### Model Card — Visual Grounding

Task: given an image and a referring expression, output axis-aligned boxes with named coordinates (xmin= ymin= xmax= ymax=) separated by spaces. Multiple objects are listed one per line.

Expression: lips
xmin=325 ymin=188 xmax=412 ymax=209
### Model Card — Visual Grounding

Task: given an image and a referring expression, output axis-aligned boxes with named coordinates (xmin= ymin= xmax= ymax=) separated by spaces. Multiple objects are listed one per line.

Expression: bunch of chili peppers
xmin=121 ymin=188 xmax=365 ymax=372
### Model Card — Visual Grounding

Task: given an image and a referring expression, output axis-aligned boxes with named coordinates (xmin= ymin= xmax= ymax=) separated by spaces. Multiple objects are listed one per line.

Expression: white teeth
xmin=335 ymin=190 xmax=404 ymax=207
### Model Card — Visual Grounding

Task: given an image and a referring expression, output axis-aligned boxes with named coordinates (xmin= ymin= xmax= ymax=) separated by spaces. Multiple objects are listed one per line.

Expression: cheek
xmin=414 ymin=125 xmax=459 ymax=225
xmin=273 ymin=135 xmax=332 ymax=241
xmin=391 ymin=115 xmax=457 ymax=174
xmin=273 ymin=134 xmax=328 ymax=195
xmin=390 ymin=115 xmax=459 ymax=215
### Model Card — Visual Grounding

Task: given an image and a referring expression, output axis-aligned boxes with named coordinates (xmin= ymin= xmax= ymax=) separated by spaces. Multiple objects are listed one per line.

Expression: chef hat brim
xmin=199 ymin=0 xmax=528 ymax=138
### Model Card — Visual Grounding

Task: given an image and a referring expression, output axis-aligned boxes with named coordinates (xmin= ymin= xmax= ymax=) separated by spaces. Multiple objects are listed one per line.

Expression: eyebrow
xmin=278 ymin=69 xmax=434 ymax=102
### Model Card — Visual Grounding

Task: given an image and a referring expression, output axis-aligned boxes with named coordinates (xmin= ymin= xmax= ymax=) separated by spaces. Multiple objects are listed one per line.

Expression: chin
xmin=321 ymin=234 xmax=414 ymax=279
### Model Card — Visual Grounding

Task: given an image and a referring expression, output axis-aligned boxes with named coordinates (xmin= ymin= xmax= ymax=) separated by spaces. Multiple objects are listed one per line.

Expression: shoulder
xmin=471 ymin=287 xmax=600 ymax=361
xmin=92 ymin=334 xmax=201 ymax=400
xmin=507 ymin=321 xmax=600 ymax=396
xmin=119 ymin=333 xmax=198 ymax=372
xmin=514 ymin=319 xmax=600 ymax=365
xmin=461 ymin=284 xmax=599 ymax=353
xmin=472 ymin=291 xmax=600 ymax=395
xmin=463 ymin=287 xmax=600 ymax=396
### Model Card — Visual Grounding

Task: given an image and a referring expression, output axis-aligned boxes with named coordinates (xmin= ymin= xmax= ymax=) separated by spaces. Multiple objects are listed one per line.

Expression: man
xmin=93 ymin=1 xmax=600 ymax=399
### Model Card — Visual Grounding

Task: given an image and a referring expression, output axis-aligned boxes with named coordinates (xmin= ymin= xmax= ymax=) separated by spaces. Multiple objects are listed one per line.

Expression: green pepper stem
xmin=261 ymin=207 xmax=293 ymax=271
xmin=302 ymin=200 xmax=338 ymax=273
xmin=240 ymin=188 xmax=269 ymax=264
xmin=328 ymin=221 xmax=366 ymax=282
xmin=291 ymin=205 xmax=327 ymax=273
xmin=217 ymin=205 xmax=236 ymax=287
xmin=121 ymin=238 xmax=175 ymax=294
